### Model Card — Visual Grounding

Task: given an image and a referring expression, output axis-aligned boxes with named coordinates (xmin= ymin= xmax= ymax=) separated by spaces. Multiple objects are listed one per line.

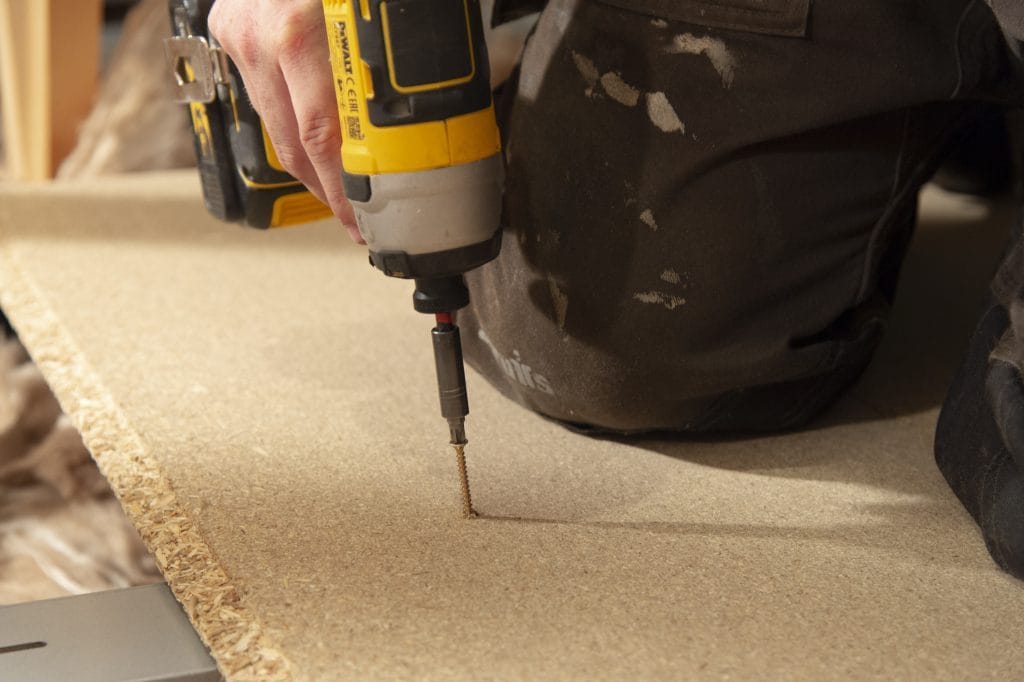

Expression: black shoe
xmin=937 ymin=287 xmax=1024 ymax=579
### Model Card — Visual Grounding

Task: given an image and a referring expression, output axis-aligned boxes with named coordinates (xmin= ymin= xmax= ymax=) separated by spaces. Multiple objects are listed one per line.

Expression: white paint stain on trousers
xmin=665 ymin=33 xmax=736 ymax=89
xmin=600 ymin=72 xmax=640 ymax=106
xmin=645 ymin=92 xmax=685 ymax=134
xmin=639 ymin=209 xmax=658 ymax=231
xmin=633 ymin=291 xmax=686 ymax=310
xmin=547 ymin=276 xmax=569 ymax=329
xmin=570 ymin=50 xmax=599 ymax=96
xmin=570 ymin=53 xmax=686 ymax=134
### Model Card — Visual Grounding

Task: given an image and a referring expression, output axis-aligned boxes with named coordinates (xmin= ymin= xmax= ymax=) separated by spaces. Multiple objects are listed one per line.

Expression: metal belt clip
xmin=164 ymin=35 xmax=230 ymax=104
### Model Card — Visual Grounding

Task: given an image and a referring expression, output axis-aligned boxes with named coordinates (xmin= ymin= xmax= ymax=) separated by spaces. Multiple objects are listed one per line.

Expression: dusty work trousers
xmin=460 ymin=0 xmax=1024 ymax=433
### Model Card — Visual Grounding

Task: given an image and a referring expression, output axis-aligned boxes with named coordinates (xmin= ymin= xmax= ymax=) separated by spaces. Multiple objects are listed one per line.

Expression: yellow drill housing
xmin=322 ymin=0 xmax=501 ymax=176
xmin=321 ymin=0 xmax=505 ymax=281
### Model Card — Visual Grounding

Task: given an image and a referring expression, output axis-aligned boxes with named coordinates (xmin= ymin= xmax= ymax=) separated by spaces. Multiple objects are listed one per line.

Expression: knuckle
xmin=333 ymin=196 xmax=355 ymax=219
xmin=231 ymin=30 xmax=263 ymax=72
xmin=213 ymin=27 xmax=261 ymax=73
xmin=273 ymin=4 xmax=321 ymax=55
xmin=209 ymin=5 xmax=250 ymax=61
xmin=298 ymin=115 xmax=340 ymax=160
xmin=270 ymin=140 xmax=305 ymax=174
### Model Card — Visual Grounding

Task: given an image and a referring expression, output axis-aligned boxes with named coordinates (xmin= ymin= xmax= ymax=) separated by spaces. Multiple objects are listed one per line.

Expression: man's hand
xmin=209 ymin=0 xmax=363 ymax=242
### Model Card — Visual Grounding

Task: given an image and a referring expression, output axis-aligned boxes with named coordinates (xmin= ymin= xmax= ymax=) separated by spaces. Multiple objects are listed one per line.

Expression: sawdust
xmin=0 ymin=248 xmax=292 ymax=680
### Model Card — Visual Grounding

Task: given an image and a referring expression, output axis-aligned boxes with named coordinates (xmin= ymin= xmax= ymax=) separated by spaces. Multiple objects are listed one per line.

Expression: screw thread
xmin=452 ymin=443 xmax=477 ymax=519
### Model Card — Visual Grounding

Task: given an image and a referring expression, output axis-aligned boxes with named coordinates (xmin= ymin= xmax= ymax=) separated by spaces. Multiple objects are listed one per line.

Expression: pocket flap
xmin=595 ymin=0 xmax=810 ymax=37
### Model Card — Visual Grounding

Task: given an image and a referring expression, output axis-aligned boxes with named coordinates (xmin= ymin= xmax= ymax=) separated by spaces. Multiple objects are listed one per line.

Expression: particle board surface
xmin=0 ymin=172 xmax=1022 ymax=680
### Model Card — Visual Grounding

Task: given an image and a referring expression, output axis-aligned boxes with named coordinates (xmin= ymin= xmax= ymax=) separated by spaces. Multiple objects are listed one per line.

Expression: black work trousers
xmin=460 ymin=0 xmax=1023 ymax=433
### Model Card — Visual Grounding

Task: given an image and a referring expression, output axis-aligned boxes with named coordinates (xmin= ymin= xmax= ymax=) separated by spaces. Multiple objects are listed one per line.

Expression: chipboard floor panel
xmin=0 ymin=172 xmax=1021 ymax=679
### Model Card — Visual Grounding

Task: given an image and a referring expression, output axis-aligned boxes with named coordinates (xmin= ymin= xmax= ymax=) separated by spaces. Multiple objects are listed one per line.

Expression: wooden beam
xmin=0 ymin=0 xmax=102 ymax=180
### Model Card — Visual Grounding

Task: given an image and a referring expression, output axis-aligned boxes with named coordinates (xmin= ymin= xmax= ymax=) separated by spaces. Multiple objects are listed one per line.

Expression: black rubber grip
xmin=368 ymin=231 xmax=501 ymax=280
xmin=341 ymin=171 xmax=372 ymax=202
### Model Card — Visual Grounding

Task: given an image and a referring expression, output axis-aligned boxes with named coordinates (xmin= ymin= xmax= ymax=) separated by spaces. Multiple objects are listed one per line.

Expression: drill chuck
xmin=414 ymin=275 xmax=470 ymax=314
xmin=431 ymin=321 xmax=470 ymax=445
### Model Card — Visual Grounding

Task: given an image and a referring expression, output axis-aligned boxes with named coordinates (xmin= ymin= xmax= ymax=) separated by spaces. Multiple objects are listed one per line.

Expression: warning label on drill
xmin=345 ymin=116 xmax=364 ymax=141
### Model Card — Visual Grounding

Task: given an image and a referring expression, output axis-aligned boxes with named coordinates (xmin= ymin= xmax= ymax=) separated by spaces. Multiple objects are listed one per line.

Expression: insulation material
xmin=0 ymin=335 xmax=158 ymax=604
xmin=58 ymin=0 xmax=195 ymax=178
xmin=0 ymin=172 xmax=1022 ymax=679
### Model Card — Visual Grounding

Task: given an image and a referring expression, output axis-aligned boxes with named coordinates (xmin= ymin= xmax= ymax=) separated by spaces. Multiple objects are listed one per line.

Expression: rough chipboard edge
xmin=0 ymin=242 xmax=294 ymax=681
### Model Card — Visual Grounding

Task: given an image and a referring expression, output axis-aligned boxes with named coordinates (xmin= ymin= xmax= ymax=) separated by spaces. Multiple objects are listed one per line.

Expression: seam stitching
xmin=950 ymin=0 xmax=981 ymax=99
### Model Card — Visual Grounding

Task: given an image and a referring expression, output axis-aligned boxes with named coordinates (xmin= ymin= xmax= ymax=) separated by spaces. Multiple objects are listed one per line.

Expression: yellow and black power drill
xmin=166 ymin=0 xmax=503 ymax=515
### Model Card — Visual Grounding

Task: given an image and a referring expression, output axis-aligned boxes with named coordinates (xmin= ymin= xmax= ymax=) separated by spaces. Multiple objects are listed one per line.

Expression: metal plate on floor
xmin=0 ymin=583 xmax=219 ymax=681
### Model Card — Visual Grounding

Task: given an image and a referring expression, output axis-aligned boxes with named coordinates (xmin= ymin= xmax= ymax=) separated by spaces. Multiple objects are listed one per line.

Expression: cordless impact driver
xmin=166 ymin=0 xmax=504 ymax=516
